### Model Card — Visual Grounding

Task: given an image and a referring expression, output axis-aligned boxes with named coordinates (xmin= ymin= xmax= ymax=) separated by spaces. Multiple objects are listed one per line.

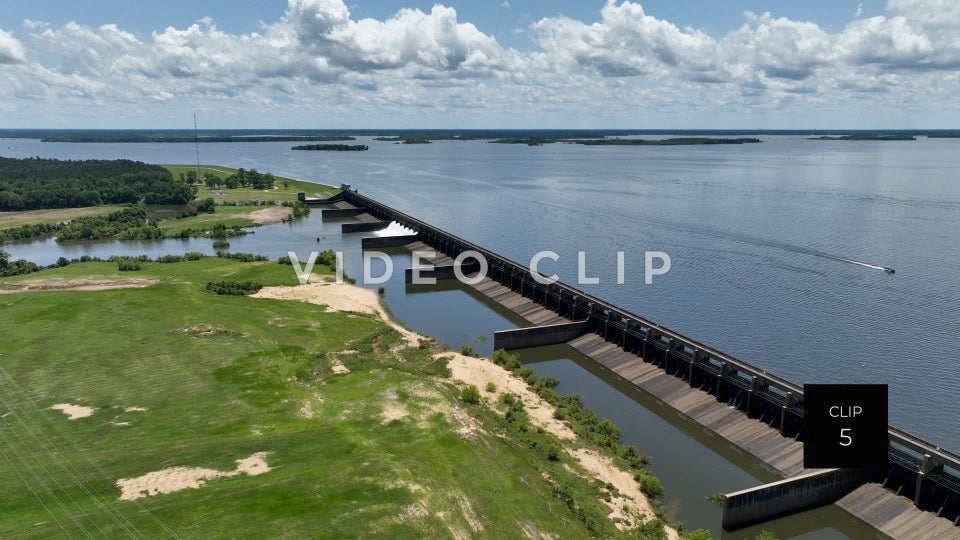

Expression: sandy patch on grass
xmin=456 ymin=494 xmax=484 ymax=534
xmin=330 ymin=359 xmax=350 ymax=374
xmin=250 ymin=276 xmax=419 ymax=348
xmin=247 ymin=206 xmax=292 ymax=224
xmin=571 ymin=448 xmax=677 ymax=538
xmin=381 ymin=402 xmax=409 ymax=424
xmin=181 ymin=324 xmax=238 ymax=337
xmin=110 ymin=421 xmax=131 ymax=427
xmin=0 ymin=277 xmax=158 ymax=294
xmin=441 ymin=352 xmax=575 ymax=441
xmin=50 ymin=404 xmax=95 ymax=420
xmin=116 ymin=452 xmax=270 ymax=501
xmin=520 ymin=522 xmax=557 ymax=539
xmin=381 ymin=388 xmax=409 ymax=423
xmin=124 ymin=406 xmax=148 ymax=412
xmin=298 ymin=394 xmax=324 ymax=419
xmin=298 ymin=401 xmax=315 ymax=419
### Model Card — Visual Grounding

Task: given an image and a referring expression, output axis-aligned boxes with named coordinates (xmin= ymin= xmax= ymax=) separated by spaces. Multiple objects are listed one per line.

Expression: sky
xmin=0 ymin=0 xmax=957 ymax=129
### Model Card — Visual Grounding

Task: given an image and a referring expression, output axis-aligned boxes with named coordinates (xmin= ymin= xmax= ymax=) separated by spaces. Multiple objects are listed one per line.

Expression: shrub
xmin=277 ymin=255 xmax=292 ymax=265
xmin=492 ymin=348 xmax=522 ymax=370
xmin=155 ymin=255 xmax=184 ymax=263
xmin=205 ymin=280 xmax=263 ymax=296
xmin=595 ymin=418 xmax=621 ymax=441
xmin=208 ymin=224 xmax=249 ymax=239
xmin=485 ymin=382 xmax=496 ymax=393
xmin=706 ymin=492 xmax=727 ymax=507
xmin=681 ymin=529 xmax=713 ymax=540
xmin=0 ymin=250 xmax=40 ymax=277
xmin=216 ymin=252 xmax=268 ymax=262
xmin=291 ymin=201 xmax=310 ymax=218
xmin=460 ymin=385 xmax=481 ymax=404
xmin=316 ymin=249 xmax=337 ymax=267
xmin=212 ymin=239 xmax=230 ymax=250
xmin=195 ymin=197 xmax=216 ymax=213
xmin=378 ymin=286 xmax=385 ymax=297
xmin=460 ymin=344 xmax=475 ymax=356
xmin=116 ymin=258 xmax=142 ymax=271
xmin=544 ymin=442 xmax=562 ymax=461
xmin=184 ymin=251 xmax=204 ymax=260
xmin=634 ymin=471 xmax=663 ymax=498
xmin=55 ymin=256 xmax=70 ymax=267
xmin=515 ymin=366 xmax=537 ymax=382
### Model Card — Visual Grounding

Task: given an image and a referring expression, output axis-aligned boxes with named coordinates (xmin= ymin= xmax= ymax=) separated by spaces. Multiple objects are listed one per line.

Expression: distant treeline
xmin=0 ymin=130 xmax=355 ymax=143
xmin=574 ymin=137 xmax=762 ymax=145
xmin=0 ymin=157 xmax=194 ymax=210
xmin=291 ymin=144 xmax=369 ymax=151
xmin=373 ymin=137 xmax=432 ymax=144
xmin=808 ymin=135 xmax=916 ymax=141
xmin=489 ymin=137 xmax=762 ymax=146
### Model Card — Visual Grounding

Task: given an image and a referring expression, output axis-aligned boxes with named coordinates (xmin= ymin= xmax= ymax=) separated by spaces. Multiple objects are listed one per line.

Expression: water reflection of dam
xmin=308 ymin=187 xmax=960 ymax=538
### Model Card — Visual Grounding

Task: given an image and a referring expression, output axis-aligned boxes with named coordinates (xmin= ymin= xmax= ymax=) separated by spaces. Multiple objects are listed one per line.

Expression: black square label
xmin=803 ymin=384 xmax=888 ymax=468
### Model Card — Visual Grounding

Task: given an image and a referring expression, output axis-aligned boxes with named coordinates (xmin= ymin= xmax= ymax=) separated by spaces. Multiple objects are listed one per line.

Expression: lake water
xmin=3 ymin=135 xmax=957 ymax=537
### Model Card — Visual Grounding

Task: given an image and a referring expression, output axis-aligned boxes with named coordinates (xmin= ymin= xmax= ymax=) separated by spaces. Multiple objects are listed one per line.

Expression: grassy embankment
xmin=0 ymin=206 xmax=123 ymax=231
xmin=0 ymin=165 xmax=336 ymax=241
xmin=156 ymin=205 xmax=266 ymax=236
xmin=162 ymin=164 xmax=339 ymax=202
xmin=0 ymin=258 xmax=688 ymax=539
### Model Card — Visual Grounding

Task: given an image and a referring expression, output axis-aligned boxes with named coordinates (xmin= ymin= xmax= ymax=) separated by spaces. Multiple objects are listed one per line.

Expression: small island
xmin=808 ymin=135 xmax=916 ymax=141
xmin=291 ymin=144 xmax=369 ymax=151
xmin=373 ymin=136 xmax=433 ymax=144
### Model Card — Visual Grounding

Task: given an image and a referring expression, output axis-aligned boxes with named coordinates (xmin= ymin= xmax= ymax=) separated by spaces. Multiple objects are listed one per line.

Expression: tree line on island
xmin=291 ymin=144 xmax=368 ymax=151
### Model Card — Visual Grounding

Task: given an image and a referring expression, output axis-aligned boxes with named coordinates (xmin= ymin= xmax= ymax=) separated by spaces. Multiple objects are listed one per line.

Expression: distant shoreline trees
xmin=291 ymin=144 xmax=368 ymax=151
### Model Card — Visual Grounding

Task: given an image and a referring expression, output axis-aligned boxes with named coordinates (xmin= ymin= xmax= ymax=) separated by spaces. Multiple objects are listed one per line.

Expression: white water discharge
xmin=372 ymin=222 xmax=417 ymax=237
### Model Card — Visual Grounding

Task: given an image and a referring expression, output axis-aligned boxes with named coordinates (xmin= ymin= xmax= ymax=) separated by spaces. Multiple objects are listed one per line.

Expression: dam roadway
xmin=308 ymin=187 xmax=960 ymax=538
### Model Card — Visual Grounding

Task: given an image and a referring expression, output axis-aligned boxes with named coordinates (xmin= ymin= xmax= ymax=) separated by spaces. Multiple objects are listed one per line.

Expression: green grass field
xmin=163 ymin=164 xmax=339 ymax=202
xmin=0 ymin=259 xmax=668 ymax=539
xmin=0 ymin=206 xmax=123 ymax=230
xmin=158 ymin=205 xmax=262 ymax=235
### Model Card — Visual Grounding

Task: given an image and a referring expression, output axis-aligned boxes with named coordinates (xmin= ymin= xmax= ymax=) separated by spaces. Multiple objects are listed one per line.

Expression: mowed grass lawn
xmin=162 ymin=164 xmax=339 ymax=202
xmin=157 ymin=205 xmax=262 ymax=235
xmin=0 ymin=259 xmax=616 ymax=538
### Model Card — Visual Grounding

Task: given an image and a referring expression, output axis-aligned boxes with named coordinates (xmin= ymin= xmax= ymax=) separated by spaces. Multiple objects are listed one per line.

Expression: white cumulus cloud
xmin=0 ymin=29 xmax=26 ymax=64
xmin=0 ymin=0 xmax=958 ymax=126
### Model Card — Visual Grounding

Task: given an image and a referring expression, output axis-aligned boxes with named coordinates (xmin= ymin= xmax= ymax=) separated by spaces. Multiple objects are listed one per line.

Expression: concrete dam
xmin=307 ymin=186 xmax=960 ymax=539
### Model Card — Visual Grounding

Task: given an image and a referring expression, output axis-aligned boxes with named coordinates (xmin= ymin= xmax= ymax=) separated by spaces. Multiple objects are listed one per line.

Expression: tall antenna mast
xmin=193 ymin=113 xmax=201 ymax=176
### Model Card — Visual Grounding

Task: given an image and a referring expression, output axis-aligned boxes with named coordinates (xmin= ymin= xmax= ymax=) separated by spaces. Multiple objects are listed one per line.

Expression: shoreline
xmin=250 ymin=274 xmax=681 ymax=538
